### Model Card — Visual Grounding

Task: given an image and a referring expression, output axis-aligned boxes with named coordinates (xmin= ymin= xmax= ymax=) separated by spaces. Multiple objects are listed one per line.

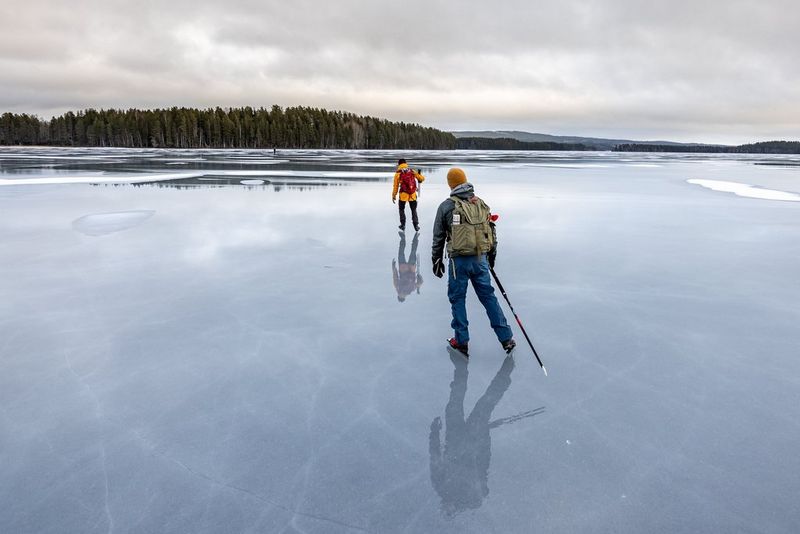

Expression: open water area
xmin=1 ymin=147 xmax=799 ymax=533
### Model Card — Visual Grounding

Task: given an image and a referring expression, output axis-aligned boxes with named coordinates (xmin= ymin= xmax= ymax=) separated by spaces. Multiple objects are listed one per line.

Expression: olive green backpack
xmin=447 ymin=196 xmax=494 ymax=257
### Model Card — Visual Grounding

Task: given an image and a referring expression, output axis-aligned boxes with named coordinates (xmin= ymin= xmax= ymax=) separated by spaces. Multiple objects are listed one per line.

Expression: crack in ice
xmin=169 ymin=457 xmax=372 ymax=533
xmin=130 ymin=429 xmax=372 ymax=533
xmin=63 ymin=352 xmax=114 ymax=534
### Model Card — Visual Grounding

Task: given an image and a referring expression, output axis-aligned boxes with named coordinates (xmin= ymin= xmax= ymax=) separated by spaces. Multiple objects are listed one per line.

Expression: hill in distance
xmin=450 ymin=130 xmax=719 ymax=151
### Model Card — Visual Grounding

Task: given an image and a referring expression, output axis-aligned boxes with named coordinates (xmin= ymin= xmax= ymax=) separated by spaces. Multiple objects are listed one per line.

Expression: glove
xmin=392 ymin=197 xmax=396 ymax=204
xmin=488 ymin=250 xmax=496 ymax=269
xmin=432 ymin=257 xmax=445 ymax=278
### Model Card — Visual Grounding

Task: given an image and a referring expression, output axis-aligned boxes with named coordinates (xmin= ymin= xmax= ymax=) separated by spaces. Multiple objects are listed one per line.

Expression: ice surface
xmin=1 ymin=148 xmax=799 ymax=533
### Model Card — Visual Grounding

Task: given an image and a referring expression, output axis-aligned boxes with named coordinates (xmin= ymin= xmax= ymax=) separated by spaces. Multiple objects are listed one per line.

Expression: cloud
xmin=1 ymin=0 xmax=798 ymax=142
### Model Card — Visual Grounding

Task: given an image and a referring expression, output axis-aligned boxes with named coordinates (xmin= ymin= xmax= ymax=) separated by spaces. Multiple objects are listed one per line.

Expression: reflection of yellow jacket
xmin=393 ymin=261 xmax=423 ymax=299
xmin=392 ymin=163 xmax=426 ymax=202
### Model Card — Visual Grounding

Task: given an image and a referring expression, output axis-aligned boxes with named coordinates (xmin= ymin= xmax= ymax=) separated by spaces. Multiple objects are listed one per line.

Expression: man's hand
xmin=392 ymin=197 xmax=396 ymax=204
xmin=488 ymin=250 xmax=496 ymax=269
xmin=432 ymin=257 xmax=445 ymax=278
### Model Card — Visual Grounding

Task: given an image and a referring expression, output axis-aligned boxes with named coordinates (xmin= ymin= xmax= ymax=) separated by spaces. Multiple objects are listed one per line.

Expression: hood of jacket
xmin=450 ymin=182 xmax=474 ymax=200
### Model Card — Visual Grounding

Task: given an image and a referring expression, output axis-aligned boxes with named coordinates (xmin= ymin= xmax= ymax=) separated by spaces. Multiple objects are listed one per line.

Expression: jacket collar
xmin=450 ymin=182 xmax=474 ymax=199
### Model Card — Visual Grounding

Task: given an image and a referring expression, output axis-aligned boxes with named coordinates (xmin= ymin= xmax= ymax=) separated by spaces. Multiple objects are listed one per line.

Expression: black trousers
xmin=398 ymin=200 xmax=419 ymax=228
xmin=398 ymin=230 xmax=420 ymax=264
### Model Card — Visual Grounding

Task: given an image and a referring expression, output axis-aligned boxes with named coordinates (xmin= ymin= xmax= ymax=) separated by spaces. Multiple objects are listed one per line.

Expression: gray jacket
xmin=432 ymin=182 xmax=497 ymax=260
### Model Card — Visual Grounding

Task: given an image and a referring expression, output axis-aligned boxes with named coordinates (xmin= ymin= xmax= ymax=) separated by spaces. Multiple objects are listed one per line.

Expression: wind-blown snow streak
xmin=0 ymin=172 xmax=204 ymax=186
xmin=687 ymin=179 xmax=800 ymax=202
xmin=0 ymin=169 xmax=386 ymax=186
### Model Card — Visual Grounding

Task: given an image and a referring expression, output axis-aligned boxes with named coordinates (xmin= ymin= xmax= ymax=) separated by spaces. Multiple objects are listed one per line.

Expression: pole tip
xmin=542 ymin=366 xmax=548 ymax=377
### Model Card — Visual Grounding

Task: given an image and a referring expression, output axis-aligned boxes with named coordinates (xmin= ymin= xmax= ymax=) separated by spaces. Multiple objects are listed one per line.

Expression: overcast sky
xmin=1 ymin=0 xmax=798 ymax=143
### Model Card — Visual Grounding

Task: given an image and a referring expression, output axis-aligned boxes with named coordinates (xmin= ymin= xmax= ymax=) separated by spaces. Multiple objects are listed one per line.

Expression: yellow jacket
xmin=392 ymin=163 xmax=425 ymax=202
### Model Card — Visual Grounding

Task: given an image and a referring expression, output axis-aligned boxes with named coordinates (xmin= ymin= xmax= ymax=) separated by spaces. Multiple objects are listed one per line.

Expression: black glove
xmin=432 ymin=257 xmax=445 ymax=278
xmin=488 ymin=250 xmax=496 ymax=269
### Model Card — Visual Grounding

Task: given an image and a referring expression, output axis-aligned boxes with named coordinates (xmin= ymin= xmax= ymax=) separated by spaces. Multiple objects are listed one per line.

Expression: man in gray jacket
xmin=432 ymin=168 xmax=515 ymax=358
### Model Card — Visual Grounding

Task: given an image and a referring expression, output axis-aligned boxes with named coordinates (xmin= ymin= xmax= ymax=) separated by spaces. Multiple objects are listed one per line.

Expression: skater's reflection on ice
xmin=429 ymin=353 xmax=544 ymax=516
xmin=393 ymin=231 xmax=423 ymax=302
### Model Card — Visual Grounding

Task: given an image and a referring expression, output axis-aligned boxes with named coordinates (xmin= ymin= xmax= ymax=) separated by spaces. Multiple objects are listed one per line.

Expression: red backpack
xmin=398 ymin=168 xmax=417 ymax=195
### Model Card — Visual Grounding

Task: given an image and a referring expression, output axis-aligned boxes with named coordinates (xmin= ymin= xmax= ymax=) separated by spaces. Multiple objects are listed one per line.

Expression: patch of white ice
xmin=240 ymin=179 xmax=265 ymax=185
xmin=214 ymin=170 xmax=388 ymax=178
xmin=687 ymin=179 xmax=800 ymax=202
xmin=0 ymin=154 xmax=123 ymax=161
xmin=209 ymin=159 xmax=290 ymax=165
xmin=72 ymin=210 xmax=155 ymax=236
xmin=0 ymin=168 xmax=388 ymax=187
xmin=524 ymin=164 xmax=610 ymax=169
xmin=0 ymin=172 xmax=204 ymax=186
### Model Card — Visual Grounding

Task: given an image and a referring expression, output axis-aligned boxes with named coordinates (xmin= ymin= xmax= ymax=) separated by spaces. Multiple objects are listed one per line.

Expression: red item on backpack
xmin=398 ymin=168 xmax=417 ymax=195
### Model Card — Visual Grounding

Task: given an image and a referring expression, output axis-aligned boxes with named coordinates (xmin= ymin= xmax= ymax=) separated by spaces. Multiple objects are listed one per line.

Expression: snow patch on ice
xmin=525 ymin=164 xmax=610 ymax=169
xmin=211 ymin=159 xmax=290 ymax=165
xmin=687 ymin=179 xmax=800 ymax=202
xmin=240 ymin=179 xmax=265 ymax=185
xmin=0 ymin=172 xmax=204 ymax=186
xmin=0 ymin=168 xmax=387 ymax=187
xmin=72 ymin=210 xmax=155 ymax=236
xmin=219 ymin=170 xmax=387 ymax=178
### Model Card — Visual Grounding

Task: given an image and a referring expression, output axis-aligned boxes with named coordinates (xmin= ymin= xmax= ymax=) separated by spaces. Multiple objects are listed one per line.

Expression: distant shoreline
xmin=3 ymin=145 xmax=800 ymax=157
xmin=2 ymin=107 xmax=799 ymax=154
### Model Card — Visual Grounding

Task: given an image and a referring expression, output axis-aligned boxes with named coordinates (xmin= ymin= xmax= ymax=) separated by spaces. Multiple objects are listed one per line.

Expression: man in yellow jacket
xmin=392 ymin=159 xmax=425 ymax=232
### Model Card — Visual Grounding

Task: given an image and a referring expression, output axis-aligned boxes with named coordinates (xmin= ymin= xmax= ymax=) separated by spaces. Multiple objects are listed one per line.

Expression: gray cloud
xmin=1 ymin=0 xmax=798 ymax=142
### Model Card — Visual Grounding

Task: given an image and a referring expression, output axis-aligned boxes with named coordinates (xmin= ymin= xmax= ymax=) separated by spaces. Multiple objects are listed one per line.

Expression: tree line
xmin=456 ymin=136 xmax=594 ymax=151
xmin=614 ymin=141 xmax=800 ymax=154
xmin=0 ymin=107 xmax=457 ymax=149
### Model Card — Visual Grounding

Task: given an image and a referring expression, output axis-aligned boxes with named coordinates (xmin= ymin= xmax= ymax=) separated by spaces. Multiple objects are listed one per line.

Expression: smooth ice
xmin=1 ymin=148 xmax=800 ymax=533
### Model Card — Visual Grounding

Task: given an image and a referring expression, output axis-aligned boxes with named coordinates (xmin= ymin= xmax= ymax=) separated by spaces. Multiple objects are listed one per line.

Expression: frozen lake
xmin=1 ymin=147 xmax=799 ymax=533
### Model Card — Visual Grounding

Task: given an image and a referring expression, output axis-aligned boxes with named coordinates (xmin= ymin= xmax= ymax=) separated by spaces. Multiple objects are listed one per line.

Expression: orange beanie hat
xmin=447 ymin=168 xmax=467 ymax=189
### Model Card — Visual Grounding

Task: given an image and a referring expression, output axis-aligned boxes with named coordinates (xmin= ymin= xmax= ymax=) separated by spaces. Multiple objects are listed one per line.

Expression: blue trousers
xmin=447 ymin=255 xmax=513 ymax=345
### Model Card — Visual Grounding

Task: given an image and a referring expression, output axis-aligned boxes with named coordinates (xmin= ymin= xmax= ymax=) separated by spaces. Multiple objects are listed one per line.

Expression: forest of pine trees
xmin=4 ymin=108 xmax=797 ymax=153
xmin=0 ymin=106 xmax=457 ymax=150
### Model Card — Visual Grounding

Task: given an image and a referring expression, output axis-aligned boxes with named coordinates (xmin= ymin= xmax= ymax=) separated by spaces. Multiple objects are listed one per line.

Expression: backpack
xmin=447 ymin=196 xmax=495 ymax=257
xmin=398 ymin=168 xmax=417 ymax=195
